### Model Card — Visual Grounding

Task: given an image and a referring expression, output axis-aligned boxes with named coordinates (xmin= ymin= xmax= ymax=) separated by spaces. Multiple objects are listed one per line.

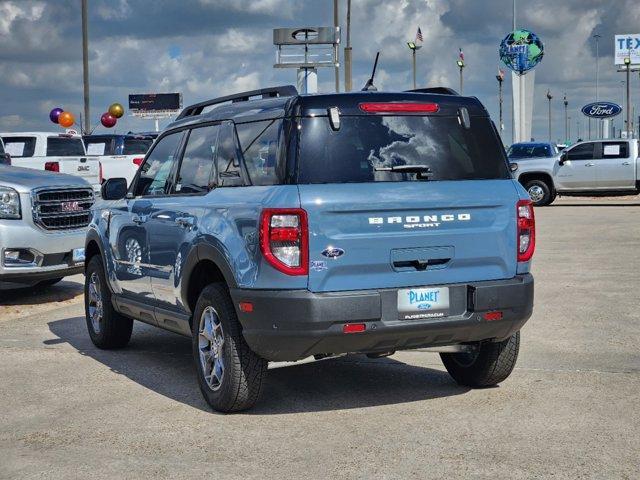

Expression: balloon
xmin=58 ymin=111 xmax=75 ymax=128
xmin=108 ymin=103 xmax=124 ymax=118
xmin=49 ymin=107 xmax=63 ymax=124
xmin=100 ymin=112 xmax=117 ymax=128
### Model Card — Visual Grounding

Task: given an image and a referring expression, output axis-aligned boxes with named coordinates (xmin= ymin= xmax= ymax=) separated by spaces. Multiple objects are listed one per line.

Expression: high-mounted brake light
xmin=260 ymin=208 xmax=308 ymax=276
xmin=517 ymin=199 xmax=535 ymax=262
xmin=359 ymin=102 xmax=440 ymax=113
xmin=44 ymin=161 xmax=59 ymax=172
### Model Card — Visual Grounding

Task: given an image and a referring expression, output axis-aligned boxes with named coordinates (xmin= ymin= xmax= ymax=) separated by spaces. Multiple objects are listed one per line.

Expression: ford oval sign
xmin=321 ymin=247 xmax=345 ymax=259
xmin=581 ymin=102 xmax=622 ymax=119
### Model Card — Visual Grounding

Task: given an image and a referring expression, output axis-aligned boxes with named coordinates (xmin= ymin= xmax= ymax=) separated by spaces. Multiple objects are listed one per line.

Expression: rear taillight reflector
xmin=44 ymin=161 xmax=59 ymax=172
xmin=239 ymin=302 xmax=254 ymax=313
xmin=359 ymin=102 xmax=440 ymax=113
xmin=259 ymin=208 xmax=308 ymax=276
xmin=517 ymin=199 xmax=535 ymax=262
xmin=483 ymin=311 xmax=503 ymax=321
xmin=343 ymin=323 xmax=366 ymax=334
xmin=133 ymin=157 xmax=144 ymax=167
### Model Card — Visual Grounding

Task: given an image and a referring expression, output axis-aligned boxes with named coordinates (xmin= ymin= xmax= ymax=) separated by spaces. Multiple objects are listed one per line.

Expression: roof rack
xmin=405 ymin=87 xmax=459 ymax=96
xmin=176 ymin=85 xmax=298 ymax=120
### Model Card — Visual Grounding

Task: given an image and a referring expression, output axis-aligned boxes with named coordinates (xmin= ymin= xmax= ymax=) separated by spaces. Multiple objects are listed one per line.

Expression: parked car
xmin=0 ymin=164 xmax=94 ymax=289
xmin=0 ymin=138 xmax=10 ymax=165
xmin=512 ymin=139 xmax=640 ymax=206
xmin=83 ymin=134 xmax=154 ymax=186
xmin=507 ymin=142 xmax=558 ymax=160
xmin=0 ymin=132 xmax=101 ymax=193
xmin=85 ymin=86 xmax=535 ymax=412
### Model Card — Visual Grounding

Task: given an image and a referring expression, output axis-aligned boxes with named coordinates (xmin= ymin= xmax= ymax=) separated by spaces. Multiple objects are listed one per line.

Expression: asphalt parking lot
xmin=1 ymin=197 xmax=638 ymax=479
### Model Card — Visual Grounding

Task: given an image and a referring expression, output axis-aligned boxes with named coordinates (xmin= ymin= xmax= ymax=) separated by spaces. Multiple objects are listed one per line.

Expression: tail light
xmin=99 ymin=161 xmax=103 ymax=183
xmin=517 ymin=199 xmax=535 ymax=262
xmin=259 ymin=208 xmax=308 ymax=275
xmin=133 ymin=157 xmax=144 ymax=167
xmin=44 ymin=161 xmax=59 ymax=172
xmin=359 ymin=102 xmax=440 ymax=113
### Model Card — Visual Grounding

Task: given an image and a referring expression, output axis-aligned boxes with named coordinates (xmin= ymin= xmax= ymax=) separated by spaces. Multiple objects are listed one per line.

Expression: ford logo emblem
xmin=321 ymin=247 xmax=345 ymax=258
xmin=581 ymin=102 xmax=622 ymax=119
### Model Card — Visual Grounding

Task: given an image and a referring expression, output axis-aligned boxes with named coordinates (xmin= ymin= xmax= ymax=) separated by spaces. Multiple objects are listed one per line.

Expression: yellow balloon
xmin=108 ymin=103 xmax=124 ymax=118
xmin=58 ymin=111 xmax=75 ymax=128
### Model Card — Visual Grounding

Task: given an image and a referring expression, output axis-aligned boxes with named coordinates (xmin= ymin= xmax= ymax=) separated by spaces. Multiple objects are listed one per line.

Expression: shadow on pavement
xmin=47 ymin=316 xmax=469 ymax=414
xmin=0 ymin=279 xmax=83 ymax=306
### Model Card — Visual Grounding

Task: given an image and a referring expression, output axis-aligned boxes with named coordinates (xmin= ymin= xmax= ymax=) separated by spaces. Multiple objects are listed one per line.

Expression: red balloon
xmin=100 ymin=112 xmax=117 ymax=128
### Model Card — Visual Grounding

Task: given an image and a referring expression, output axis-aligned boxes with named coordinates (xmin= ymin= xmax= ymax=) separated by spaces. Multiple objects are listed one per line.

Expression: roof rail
xmin=176 ymin=85 xmax=298 ymax=120
xmin=405 ymin=87 xmax=459 ymax=96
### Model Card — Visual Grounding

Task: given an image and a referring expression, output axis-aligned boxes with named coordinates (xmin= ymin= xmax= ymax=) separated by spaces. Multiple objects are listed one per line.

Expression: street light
xmin=456 ymin=58 xmax=465 ymax=94
xmin=563 ymin=94 xmax=568 ymax=143
xmin=546 ymin=89 xmax=553 ymax=142
xmin=593 ymin=33 xmax=601 ymax=138
xmin=624 ymin=56 xmax=631 ymax=138
xmin=407 ymin=41 xmax=420 ymax=90
xmin=496 ymin=69 xmax=505 ymax=132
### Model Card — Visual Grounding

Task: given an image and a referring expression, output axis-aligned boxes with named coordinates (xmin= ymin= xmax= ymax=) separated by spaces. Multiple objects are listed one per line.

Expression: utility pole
xmin=546 ymin=89 xmax=552 ymax=142
xmin=563 ymin=94 xmax=568 ymax=142
xmin=343 ymin=0 xmax=352 ymax=91
xmin=624 ymin=55 xmax=631 ymax=138
xmin=496 ymin=69 xmax=504 ymax=132
xmin=81 ymin=0 xmax=90 ymax=135
xmin=593 ymin=34 xmax=601 ymax=138
xmin=333 ymin=0 xmax=340 ymax=93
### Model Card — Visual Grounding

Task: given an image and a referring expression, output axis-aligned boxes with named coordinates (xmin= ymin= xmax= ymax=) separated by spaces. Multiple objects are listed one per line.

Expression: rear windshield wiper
xmin=374 ymin=164 xmax=433 ymax=180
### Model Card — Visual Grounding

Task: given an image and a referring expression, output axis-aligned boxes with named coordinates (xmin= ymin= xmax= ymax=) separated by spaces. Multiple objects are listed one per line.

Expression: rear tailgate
xmin=299 ymin=180 xmax=519 ymax=292
xmin=55 ymin=156 xmax=101 ymax=187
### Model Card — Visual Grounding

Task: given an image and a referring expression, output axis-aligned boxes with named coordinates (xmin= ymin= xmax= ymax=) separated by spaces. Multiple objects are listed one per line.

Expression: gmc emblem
xmin=61 ymin=201 xmax=82 ymax=213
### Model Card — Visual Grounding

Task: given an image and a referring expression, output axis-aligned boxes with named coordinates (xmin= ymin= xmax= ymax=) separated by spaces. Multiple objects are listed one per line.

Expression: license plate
xmin=72 ymin=248 xmax=85 ymax=263
xmin=397 ymin=286 xmax=449 ymax=320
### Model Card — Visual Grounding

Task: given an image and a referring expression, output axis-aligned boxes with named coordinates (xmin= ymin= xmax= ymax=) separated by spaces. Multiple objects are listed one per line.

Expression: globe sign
xmin=499 ymin=29 xmax=544 ymax=75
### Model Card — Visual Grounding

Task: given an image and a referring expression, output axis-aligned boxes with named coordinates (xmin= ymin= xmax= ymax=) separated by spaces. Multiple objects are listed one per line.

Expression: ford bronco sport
xmin=85 ymin=86 xmax=535 ymax=412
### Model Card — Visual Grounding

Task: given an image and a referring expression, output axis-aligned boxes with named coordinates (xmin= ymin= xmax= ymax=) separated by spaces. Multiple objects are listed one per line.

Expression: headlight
xmin=0 ymin=186 xmax=21 ymax=219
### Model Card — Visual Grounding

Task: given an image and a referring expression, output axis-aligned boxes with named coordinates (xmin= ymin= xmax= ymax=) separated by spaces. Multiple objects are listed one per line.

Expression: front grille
xmin=32 ymin=187 xmax=95 ymax=231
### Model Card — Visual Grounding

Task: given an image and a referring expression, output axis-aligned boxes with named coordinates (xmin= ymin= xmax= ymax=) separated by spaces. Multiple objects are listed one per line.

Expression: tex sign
xmin=615 ymin=34 xmax=640 ymax=65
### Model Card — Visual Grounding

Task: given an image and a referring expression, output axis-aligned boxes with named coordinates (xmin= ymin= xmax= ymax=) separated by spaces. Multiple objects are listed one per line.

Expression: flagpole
xmin=407 ymin=28 xmax=421 ymax=90
xmin=412 ymin=49 xmax=417 ymax=89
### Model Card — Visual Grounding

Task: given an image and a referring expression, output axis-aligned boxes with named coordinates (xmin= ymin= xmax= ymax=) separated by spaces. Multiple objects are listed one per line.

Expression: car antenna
xmin=361 ymin=52 xmax=380 ymax=91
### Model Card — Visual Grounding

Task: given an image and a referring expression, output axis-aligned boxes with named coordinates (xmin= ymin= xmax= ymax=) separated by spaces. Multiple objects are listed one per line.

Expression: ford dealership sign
xmin=581 ymin=102 xmax=622 ymax=119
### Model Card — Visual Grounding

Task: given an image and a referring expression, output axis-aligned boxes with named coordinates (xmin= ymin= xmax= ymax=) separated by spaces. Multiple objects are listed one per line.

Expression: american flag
xmin=459 ymin=48 xmax=464 ymax=61
xmin=416 ymin=27 xmax=423 ymax=43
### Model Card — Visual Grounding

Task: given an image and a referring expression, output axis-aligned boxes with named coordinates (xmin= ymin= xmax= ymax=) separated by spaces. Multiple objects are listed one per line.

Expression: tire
xmin=192 ymin=283 xmax=267 ymax=413
xmin=440 ymin=331 xmax=520 ymax=387
xmin=84 ymin=256 xmax=133 ymax=349
xmin=37 ymin=277 xmax=63 ymax=287
xmin=524 ymin=179 xmax=555 ymax=206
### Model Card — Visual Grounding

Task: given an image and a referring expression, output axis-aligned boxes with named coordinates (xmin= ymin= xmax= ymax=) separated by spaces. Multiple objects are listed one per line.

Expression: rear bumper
xmin=231 ymin=274 xmax=534 ymax=361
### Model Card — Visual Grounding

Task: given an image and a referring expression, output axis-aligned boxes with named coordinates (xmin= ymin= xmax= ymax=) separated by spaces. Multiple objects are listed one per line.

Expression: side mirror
xmin=509 ymin=162 xmax=519 ymax=173
xmin=558 ymin=152 xmax=568 ymax=166
xmin=101 ymin=177 xmax=128 ymax=200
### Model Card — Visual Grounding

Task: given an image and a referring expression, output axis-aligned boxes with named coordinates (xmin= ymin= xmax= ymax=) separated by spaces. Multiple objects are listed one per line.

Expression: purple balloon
xmin=49 ymin=108 xmax=63 ymax=124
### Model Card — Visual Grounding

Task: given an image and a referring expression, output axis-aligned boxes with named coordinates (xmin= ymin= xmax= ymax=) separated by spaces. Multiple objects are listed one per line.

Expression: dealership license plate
xmin=397 ymin=287 xmax=450 ymax=320
xmin=72 ymin=248 xmax=85 ymax=263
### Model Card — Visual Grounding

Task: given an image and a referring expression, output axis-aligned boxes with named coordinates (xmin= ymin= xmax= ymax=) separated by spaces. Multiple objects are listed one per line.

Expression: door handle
xmin=622 ymin=161 xmax=631 ymax=166
xmin=131 ymin=214 xmax=146 ymax=224
xmin=585 ymin=163 xmax=595 ymax=167
xmin=175 ymin=216 xmax=195 ymax=228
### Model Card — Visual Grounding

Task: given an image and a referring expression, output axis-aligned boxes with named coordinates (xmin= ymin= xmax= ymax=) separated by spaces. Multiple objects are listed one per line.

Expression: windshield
xmin=297 ymin=115 xmax=509 ymax=184
xmin=46 ymin=137 xmax=85 ymax=156
xmin=123 ymin=138 xmax=153 ymax=155
xmin=508 ymin=144 xmax=555 ymax=158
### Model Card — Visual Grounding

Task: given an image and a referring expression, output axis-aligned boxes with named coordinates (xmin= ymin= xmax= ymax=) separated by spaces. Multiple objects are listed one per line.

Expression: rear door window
xmin=2 ymin=137 xmax=36 ymax=157
xmin=46 ymin=137 xmax=85 ymax=156
xmin=172 ymin=126 xmax=219 ymax=195
xmin=297 ymin=115 xmax=509 ymax=184
xmin=598 ymin=142 xmax=628 ymax=159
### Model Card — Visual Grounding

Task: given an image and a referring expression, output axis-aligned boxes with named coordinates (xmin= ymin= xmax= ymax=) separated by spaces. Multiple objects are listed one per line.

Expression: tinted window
xmin=46 ymin=137 xmax=85 ymax=156
xmin=599 ymin=142 xmax=628 ymax=159
xmin=507 ymin=144 xmax=553 ymax=158
xmin=173 ymin=126 xmax=218 ymax=194
xmin=2 ymin=137 xmax=36 ymax=157
xmin=236 ymin=120 xmax=281 ymax=185
xmin=134 ymin=132 xmax=183 ymax=196
xmin=216 ymin=123 xmax=243 ymax=187
xmin=566 ymin=143 xmax=595 ymax=161
xmin=297 ymin=116 xmax=509 ymax=184
xmin=84 ymin=137 xmax=114 ymax=155
xmin=123 ymin=138 xmax=153 ymax=155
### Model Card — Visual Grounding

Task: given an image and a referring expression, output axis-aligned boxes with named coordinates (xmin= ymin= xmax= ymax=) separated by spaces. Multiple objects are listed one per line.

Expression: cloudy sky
xmin=0 ymin=0 xmax=637 ymax=143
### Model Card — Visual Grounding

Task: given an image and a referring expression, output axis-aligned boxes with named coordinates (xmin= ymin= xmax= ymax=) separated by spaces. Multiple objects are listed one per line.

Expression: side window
xmin=173 ymin=125 xmax=219 ymax=195
xmin=599 ymin=142 xmax=628 ymax=159
xmin=2 ymin=137 xmax=36 ymax=157
xmin=566 ymin=143 xmax=595 ymax=161
xmin=236 ymin=120 xmax=281 ymax=186
xmin=134 ymin=132 xmax=183 ymax=197
xmin=216 ymin=122 xmax=243 ymax=187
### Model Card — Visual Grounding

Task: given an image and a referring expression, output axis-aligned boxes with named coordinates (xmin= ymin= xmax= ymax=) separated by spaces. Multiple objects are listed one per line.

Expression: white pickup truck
xmin=512 ymin=139 xmax=640 ymax=206
xmin=0 ymin=132 xmax=101 ymax=193
xmin=83 ymin=134 xmax=154 ymax=186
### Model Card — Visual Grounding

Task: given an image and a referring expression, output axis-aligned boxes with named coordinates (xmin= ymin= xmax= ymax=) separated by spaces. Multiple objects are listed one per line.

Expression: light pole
xmin=624 ymin=55 xmax=631 ymax=138
xmin=343 ymin=0 xmax=352 ymax=91
xmin=496 ymin=69 xmax=504 ymax=132
xmin=333 ymin=0 xmax=339 ymax=93
xmin=563 ymin=94 xmax=568 ymax=142
xmin=546 ymin=89 xmax=552 ymax=142
xmin=568 ymin=116 xmax=572 ymax=142
xmin=457 ymin=57 xmax=465 ymax=94
xmin=594 ymin=33 xmax=601 ymax=138
xmin=407 ymin=42 xmax=419 ymax=89
xmin=81 ymin=0 xmax=90 ymax=135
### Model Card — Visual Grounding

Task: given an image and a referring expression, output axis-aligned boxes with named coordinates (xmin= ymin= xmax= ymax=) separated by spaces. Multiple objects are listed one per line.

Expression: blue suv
xmin=85 ymin=86 xmax=535 ymax=412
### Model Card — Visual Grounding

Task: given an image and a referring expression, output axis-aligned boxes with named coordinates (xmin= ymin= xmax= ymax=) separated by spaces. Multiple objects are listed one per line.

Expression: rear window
xmin=297 ymin=115 xmax=509 ymax=184
xmin=2 ymin=137 xmax=36 ymax=157
xmin=123 ymin=138 xmax=153 ymax=155
xmin=46 ymin=137 xmax=85 ymax=156
xmin=508 ymin=144 xmax=554 ymax=158
xmin=84 ymin=137 xmax=114 ymax=156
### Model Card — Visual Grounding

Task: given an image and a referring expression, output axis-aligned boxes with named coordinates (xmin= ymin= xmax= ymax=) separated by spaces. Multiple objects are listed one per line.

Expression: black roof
xmin=167 ymin=85 xmax=489 ymax=130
